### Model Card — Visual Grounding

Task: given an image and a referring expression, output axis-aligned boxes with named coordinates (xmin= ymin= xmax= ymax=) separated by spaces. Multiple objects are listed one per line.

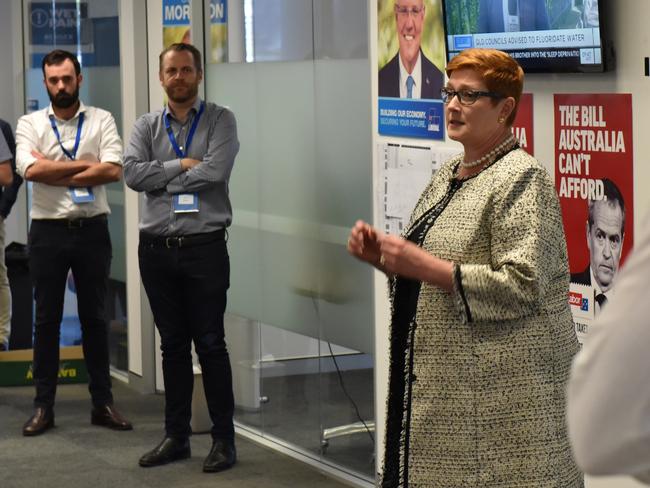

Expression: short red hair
xmin=446 ymin=48 xmax=524 ymax=125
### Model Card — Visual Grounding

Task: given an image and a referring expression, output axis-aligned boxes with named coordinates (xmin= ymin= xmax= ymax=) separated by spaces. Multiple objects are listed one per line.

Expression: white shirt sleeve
xmin=15 ymin=114 xmax=39 ymax=177
xmin=97 ymin=110 xmax=123 ymax=165
xmin=567 ymin=209 xmax=650 ymax=483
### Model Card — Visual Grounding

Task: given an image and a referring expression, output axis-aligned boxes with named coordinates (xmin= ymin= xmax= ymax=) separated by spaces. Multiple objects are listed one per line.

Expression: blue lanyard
xmin=163 ymin=102 xmax=205 ymax=158
xmin=49 ymin=112 xmax=84 ymax=160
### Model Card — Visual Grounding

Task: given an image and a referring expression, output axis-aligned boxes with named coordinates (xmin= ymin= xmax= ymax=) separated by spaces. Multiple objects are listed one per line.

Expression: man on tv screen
xmin=378 ymin=0 xmax=444 ymax=99
xmin=477 ymin=0 xmax=550 ymax=33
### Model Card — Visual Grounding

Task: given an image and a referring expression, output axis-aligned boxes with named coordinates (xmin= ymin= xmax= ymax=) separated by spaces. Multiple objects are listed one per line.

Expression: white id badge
xmin=69 ymin=187 xmax=95 ymax=203
xmin=173 ymin=193 xmax=200 ymax=213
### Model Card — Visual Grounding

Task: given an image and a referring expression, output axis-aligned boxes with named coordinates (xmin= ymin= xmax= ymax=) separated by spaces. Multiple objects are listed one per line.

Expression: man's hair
xmin=588 ymin=178 xmax=626 ymax=236
xmin=42 ymin=49 xmax=81 ymax=77
xmin=159 ymin=43 xmax=203 ymax=73
xmin=445 ymin=48 xmax=524 ymax=125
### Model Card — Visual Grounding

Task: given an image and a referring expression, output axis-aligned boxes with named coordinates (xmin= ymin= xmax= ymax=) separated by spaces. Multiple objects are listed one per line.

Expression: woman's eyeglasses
xmin=440 ymin=88 xmax=504 ymax=106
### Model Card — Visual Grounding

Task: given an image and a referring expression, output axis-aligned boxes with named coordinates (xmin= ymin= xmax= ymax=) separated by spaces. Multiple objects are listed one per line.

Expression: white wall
xmin=0 ymin=0 xmax=28 ymax=245
xmin=369 ymin=0 xmax=650 ymax=486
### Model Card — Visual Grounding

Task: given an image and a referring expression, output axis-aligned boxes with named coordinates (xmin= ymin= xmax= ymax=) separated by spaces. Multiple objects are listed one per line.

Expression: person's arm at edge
xmin=0 ymin=121 xmax=23 ymax=218
xmin=0 ymin=161 xmax=12 ymax=186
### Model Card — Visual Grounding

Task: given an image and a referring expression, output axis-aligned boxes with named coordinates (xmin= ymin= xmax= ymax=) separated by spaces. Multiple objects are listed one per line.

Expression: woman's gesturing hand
xmin=347 ymin=220 xmax=383 ymax=267
xmin=378 ymin=233 xmax=454 ymax=291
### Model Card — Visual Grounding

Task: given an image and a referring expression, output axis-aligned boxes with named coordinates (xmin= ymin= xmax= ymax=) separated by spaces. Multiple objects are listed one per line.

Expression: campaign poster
xmin=209 ymin=0 xmax=228 ymax=63
xmin=554 ymin=94 xmax=634 ymax=344
xmin=377 ymin=0 xmax=446 ymax=139
xmin=512 ymin=93 xmax=534 ymax=155
xmin=163 ymin=0 xmax=192 ymax=48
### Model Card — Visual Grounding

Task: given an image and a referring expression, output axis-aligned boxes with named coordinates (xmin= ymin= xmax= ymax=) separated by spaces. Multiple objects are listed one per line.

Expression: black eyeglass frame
xmin=440 ymin=88 xmax=505 ymax=105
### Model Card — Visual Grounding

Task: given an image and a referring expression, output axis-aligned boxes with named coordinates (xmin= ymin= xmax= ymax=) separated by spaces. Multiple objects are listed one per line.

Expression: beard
xmin=49 ymin=87 xmax=80 ymax=109
xmin=165 ymin=83 xmax=199 ymax=104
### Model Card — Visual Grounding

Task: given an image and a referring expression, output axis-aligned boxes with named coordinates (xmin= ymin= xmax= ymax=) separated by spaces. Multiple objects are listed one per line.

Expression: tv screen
xmin=443 ymin=0 xmax=607 ymax=72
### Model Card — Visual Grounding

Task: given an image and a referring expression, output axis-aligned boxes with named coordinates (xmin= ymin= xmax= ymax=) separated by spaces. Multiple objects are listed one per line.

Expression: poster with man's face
xmin=378 ymin=0 xmax=445 ymax=100
xmin=377 ymin=0 xmax=446 ymax=139
xmin=554 ymin=93 xmax=634 ymax=344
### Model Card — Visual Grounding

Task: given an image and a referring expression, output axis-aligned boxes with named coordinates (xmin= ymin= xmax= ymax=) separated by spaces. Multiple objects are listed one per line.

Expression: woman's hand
xmin=378 ymin=234 xmax=454 ymax=291
xmin=347 ymin=220 xmax=383 ymax=267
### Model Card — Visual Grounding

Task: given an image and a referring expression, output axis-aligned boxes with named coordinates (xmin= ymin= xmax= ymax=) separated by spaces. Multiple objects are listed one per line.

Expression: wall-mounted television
xmin=443 ymin=0 xmax=609 ymax=73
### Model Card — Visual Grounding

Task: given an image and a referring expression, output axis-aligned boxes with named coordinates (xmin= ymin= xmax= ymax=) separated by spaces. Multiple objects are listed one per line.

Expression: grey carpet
xmin=0 ymin=381 xmax=353 ymax=488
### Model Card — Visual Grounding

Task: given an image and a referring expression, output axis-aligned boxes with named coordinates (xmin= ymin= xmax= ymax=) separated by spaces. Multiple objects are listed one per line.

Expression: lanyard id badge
xmin=164 ymin=102 xmax=205 ymax=213
xmin=70 ymin=187 xmax=95 ymax=203
xmin=49 ymin=112 xmax=95 ymax=203
xmin=172 ymin=193 xmax=199 ymax=213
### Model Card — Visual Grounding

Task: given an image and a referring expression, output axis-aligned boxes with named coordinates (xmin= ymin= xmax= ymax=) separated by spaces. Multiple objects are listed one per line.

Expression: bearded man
xmin=16 ymin=49 xmax=132 ymax=436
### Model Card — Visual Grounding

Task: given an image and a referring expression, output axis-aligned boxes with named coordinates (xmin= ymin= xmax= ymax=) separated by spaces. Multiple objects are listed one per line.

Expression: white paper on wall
xmin=377 ymin=142 xmax=460 ymax=235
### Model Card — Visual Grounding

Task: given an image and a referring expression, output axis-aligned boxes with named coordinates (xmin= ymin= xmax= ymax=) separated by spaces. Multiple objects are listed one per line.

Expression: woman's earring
xmin=498 ymin=116 xmax=505 ymax=124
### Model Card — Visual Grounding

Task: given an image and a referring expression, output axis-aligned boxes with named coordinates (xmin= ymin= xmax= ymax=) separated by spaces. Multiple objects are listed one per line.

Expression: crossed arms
xmin=15 ymin=110 xmax=122 ymax=186
xmin=24 ymin=150 xmax=120 ymax=186
xmin=123 ymin=108 xmax=238 ymax=194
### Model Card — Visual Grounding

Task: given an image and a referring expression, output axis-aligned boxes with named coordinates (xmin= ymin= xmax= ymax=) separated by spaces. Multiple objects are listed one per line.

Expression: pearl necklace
xmin=459 ymin=134 xmax=517 ymax=169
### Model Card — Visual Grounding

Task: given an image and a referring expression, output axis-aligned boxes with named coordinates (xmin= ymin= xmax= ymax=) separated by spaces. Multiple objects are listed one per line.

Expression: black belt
xmin=139 ymin=229 xmax=226 ymax=248
xmin=33 ymin=214 xmax=108 ymax=228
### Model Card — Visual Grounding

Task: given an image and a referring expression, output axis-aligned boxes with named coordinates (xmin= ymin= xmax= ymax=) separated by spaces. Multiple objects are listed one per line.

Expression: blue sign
xmin=210 ymin=0 xmax=227 ymax=24
xmin=163 ymin=0 xmax=191 ymax=26
xmin=30 ymin=3 xmax=88 ymax=45
xmin=378 ymin=98 xmax=445 ymax=140
xmin=453 ymin=35 xmax=474 ymax=50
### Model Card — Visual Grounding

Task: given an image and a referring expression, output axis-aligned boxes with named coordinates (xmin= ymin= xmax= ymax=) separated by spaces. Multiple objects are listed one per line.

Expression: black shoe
xmin=91 ymin=405 xmax=133 ymax=430
xmin=203 ymin=439 xmax=236 ymax=473
xmin=23 ymin=407 xmax=54 ymax=436
xmin=139 ymin=437 xmax=191 ymax=467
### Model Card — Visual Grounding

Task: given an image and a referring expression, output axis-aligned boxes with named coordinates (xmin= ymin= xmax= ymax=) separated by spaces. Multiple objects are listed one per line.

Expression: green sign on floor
xmin=0 ymin=346 xmax=88 ymax=387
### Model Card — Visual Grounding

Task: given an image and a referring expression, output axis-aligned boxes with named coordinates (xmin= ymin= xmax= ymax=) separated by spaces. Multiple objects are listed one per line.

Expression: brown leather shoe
xmin=91 ymin=404 xmax=133 ymax=430
xmin=23 ymin=407 xmax=54 ymax=436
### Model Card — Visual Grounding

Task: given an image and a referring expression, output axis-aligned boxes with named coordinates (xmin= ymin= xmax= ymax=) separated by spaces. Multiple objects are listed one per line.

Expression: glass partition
xmin=22 ymin=0 xmax=127 ymax=373
xmin=206 ymin=0 xmax=374 ymax=481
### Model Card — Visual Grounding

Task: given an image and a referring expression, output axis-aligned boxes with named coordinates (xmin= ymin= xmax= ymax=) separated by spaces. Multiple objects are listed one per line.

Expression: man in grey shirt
xmin=0 ymin=121 xmax=20 ymax=352
xmin=123 ymin=43 xmax=239 ymax=473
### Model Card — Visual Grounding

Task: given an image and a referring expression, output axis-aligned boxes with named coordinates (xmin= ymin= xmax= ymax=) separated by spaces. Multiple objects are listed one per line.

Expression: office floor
xmin=0 ymin=381 xmax=353 ymax=488
xmin=105 ymin=327 xmax=375 ymax=478
xmin=235 ymin=362 xmax=376 ymax=478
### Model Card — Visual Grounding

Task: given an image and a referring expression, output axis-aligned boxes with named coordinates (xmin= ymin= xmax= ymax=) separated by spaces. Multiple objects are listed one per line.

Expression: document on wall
xmin=377 ymin=142 xmax=459 ymax=235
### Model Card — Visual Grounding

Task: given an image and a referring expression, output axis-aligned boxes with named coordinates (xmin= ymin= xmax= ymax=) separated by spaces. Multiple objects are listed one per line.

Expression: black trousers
xmin=29 ymin=218 xmax=113 ymax=408
xmin=138 ymin=234 xmax=235 ymax=441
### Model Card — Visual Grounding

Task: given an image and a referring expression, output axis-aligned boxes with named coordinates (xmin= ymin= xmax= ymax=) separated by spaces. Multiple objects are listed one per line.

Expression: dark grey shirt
xmin=0 ymin=129 xmax=11 ymax=162
xmin=123 ymin=98 xmax=239 ymax=236
xmin=0 ymin=119 xmax=23 ymax=218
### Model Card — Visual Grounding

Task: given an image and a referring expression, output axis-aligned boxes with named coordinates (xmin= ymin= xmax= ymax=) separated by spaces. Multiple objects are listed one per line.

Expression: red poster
xmin=554 ymin=94 xmax=634 ymax=342
xmin=513 ymin=93 xmax=533 ymax=155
